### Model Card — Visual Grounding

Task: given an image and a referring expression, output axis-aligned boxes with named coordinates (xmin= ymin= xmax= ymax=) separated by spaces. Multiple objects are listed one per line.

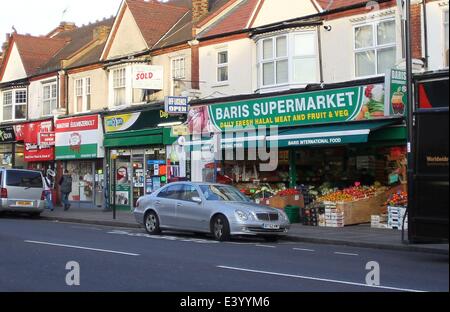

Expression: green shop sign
xmin=194 ymin=83 xmax=387 ymax=132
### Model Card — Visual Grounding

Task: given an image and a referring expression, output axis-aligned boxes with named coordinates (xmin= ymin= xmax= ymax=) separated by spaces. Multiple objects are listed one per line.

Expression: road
xmin=0 ymin=216 xmax=448 ymax=292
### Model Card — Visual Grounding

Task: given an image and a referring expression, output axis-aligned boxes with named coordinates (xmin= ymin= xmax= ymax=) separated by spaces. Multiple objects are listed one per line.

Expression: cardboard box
xmin=267 ymin=194 xmax=305 ymax=210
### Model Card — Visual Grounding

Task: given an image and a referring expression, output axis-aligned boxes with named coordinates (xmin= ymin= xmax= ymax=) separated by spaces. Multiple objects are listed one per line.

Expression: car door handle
xmin=176 ymin=203 xmax=182 ymax=207
xmin=155 ymin=201 xmax=161 ymax=206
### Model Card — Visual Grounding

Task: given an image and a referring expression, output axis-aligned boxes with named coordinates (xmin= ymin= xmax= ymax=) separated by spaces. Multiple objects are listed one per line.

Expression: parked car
xmin=0 ymin=168 xmax=46 ymax=217
xmin=133 ymin=182 xmax=290 ymax=242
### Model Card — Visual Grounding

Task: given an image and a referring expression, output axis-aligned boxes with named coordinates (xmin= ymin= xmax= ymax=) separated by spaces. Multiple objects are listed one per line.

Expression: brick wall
xmin=410 ymin=3 xmax=423 ymax=60
xmin=191 ymin=44 xmax=200 ymax=90
xmin=193 ymin=0 xmax=209 ymax=22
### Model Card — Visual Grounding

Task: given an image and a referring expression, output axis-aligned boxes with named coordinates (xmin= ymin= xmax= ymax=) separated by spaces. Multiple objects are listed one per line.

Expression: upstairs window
xmin=3 ymin=89 xmax=27 ymax=121
xmin=354 ymin=19 xmax=396 ymax=77
xmin=444 ymin=10 xmax=449 ymax=67
xmin=75 ymin=77 xmax=91 ymax=113
xmin=113 ymin=68 xmax=126 ymax=106
xmin=257 ymin=31 xmax=318 ymax=90
xmin=42 ymin=82 xmax=57 ymax=116
xmin=217 ymin=51 xmax=229 ymax=83
xmin=172 ymin=57 xmax=186 ymax=80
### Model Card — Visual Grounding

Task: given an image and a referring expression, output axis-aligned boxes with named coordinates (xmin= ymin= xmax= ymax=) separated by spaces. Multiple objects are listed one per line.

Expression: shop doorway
xmin=66 ymin=160 xmax=104 ymax=209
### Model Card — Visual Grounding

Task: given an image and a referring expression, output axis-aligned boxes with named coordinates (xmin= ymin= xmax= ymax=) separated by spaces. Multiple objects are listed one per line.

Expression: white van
xmin=0 ymin=168 xmax=46 ymax=217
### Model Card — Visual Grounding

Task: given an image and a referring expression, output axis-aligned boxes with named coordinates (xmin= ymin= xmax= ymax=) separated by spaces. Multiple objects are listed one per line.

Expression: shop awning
xmin=269 ymin=120 xmax=401 ymax=148
xmin=181 ymin=119 xmax=403 ymax=150
xmin=104 ymin=128 xmax=163 ymax=148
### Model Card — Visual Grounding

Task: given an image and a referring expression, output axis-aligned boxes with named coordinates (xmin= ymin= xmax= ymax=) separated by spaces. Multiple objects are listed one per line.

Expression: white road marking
xmin=217 ymin=266 xmax=427 ymax=293
xmin=334 ymin=252 xmax=359 ymax=257
xmin=293 ymin=248 xmax=315 ymax=252
xmin=24 ymin=240 xmax=140 ymax=256
xmin=255 ymin=245 xmax=276 ymax=248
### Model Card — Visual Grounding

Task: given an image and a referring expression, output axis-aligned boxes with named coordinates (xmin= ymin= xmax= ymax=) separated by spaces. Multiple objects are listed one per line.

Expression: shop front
xmin=186 ymin=80 xmax=408 ymax=228
xmin=14 ymin=119 xmax=55 ymax=173
xmin=0 ymin=125 xmax=26 ymax=169
xmin=55 ymin=115 xmax=105 ymax=209
xmin=103 ymin=108 xmax=185 ymax=211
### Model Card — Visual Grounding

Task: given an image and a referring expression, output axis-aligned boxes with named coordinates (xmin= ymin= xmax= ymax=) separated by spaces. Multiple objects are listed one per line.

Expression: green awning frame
xmin=271 ymin=120 xmax=401 ymax=148
xmin=104 ymin=128 xmax=163 ymax=148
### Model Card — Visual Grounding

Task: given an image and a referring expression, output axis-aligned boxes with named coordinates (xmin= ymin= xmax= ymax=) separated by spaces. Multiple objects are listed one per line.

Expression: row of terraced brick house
xmin=0 ymin=0 xmax=448 ymax=210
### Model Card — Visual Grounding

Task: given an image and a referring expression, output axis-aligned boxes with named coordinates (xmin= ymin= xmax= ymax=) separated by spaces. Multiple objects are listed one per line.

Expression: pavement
xmin=39 ymin=206 xmax=449 ymax=255
xmin=0 ymin=218 xmax=448 ymax=292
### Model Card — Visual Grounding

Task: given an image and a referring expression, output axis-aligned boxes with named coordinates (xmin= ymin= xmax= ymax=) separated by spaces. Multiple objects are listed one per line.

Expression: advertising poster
xmin=386 ymin=69 xmax=407 ymax=116
xmin=14 ymin=120 xmax=55 ymax=162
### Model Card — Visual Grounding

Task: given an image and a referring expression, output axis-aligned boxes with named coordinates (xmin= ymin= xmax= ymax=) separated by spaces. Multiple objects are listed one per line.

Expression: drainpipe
xmin=422 ymin=0 xmax=429 ymax=70
xmin=317 ymin=25 xmax=324 ymax=84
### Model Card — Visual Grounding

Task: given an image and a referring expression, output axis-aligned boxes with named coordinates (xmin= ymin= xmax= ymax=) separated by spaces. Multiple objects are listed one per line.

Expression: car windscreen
xmin=200 ymin=185 xmax=249 ymax=202
xmin=6 ymin=170 xmax=43 ymax=188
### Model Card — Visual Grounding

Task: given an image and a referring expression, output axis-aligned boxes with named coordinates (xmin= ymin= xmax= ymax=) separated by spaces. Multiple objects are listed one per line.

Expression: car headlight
xmin=278 ymin=210 xmax=289 ymax=222
xmin=235 ymin=210 xmax=249 ymax=221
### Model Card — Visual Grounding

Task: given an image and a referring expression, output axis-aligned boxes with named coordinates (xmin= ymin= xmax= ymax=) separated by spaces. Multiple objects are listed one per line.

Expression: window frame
xmin=2 ymin=88 xmax=27 ymax=122
xmin=216 ymin=50 xmax=229 ymax=84
xmin=42 ymin=81 xmax=57 ymax=117
xmin=353 ymin=18 xmax=397 ymax=78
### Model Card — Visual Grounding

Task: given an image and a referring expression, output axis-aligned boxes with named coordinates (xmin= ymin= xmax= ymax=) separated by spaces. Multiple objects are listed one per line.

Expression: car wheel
xmin=212 ymin=215 xmax=231 ymax=242
xmin=263 ymin=236 xmax=280 ymax=243
xmin=29 ymin=212 xmax=41 ymax=219
xmin=144 ymin=211 xmax=161 ymax=235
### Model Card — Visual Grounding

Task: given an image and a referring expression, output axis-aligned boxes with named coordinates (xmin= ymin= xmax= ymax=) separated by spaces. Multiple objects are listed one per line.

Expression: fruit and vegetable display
xmin=386 ymin=191 xmax=408 ymax=207
xmin=317 ymin=185 xmax=382 ymax=203
xmin=276 ymin=189 xmax=301 ymax=197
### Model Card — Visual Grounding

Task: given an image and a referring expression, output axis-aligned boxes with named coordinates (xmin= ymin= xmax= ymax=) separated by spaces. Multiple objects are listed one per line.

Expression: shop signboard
xmin=385 ymin=69 xmax=407 ymax=116
xmin=55 ymin=115 xmax=104 ymax=160
xmin=14 ymin=120 xmax=55 ymax=162
xmin=187 ymin=83 xmax=388 ymax=133
xmin=0 ymin=126 xmax=16 ymax=143
xmin=132 ymin=64 xmax=163 ymax=90
xmin=39 ymin=132 xmax=56 ymax=146
xmin=104 ymin=109 xmax=184 ymax=133
xmin=165 ymin=96 xmax=189 ymax=115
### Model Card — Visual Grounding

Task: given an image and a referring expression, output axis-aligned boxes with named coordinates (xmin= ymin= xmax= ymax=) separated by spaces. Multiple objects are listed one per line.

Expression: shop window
xmin=257 ymin=31 xmax=318 ymax=90
xmin=2 ymin=89 xmax=27 ymax=121
xmin=113 ymin=68 xmax=126 ymax=106
xmin=217 ymin=50 xmax=229 ymax=83
xmin=42 ymin=82 xmax=57 ymax=116
xmin=354 ymin=19 xmax=396 ymax=77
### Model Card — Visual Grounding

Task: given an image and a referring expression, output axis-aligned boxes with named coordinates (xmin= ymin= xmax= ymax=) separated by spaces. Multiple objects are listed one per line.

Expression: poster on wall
xmin=385 ymin=68 xmax=407 ymax=116
xmin=186 ymin=83 xmax=389 ymax=134
xmin=14 ymin=120 xmax=55 ymax=162
xmin=55 ymin=115 xmax=104 ymax=160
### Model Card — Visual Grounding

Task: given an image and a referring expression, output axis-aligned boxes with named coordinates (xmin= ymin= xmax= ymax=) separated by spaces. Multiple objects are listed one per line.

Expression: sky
xmin=0 ymin=0 xmax=123 ymax=41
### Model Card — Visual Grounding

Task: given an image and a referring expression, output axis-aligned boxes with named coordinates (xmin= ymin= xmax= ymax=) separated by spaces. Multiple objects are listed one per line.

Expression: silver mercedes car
xmin=133 ymin=182 xmax=290 ymax=242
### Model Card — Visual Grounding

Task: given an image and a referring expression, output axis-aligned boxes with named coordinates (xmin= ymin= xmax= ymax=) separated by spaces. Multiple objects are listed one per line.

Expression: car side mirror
xmin=192 ymin=197 xmax=202 ymax=204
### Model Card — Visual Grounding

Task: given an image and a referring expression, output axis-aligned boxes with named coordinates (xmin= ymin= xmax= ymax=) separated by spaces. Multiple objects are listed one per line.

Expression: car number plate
xmin=263 ymin=224 xmax=280 ymax=230
xmin=17 ymin=201 xmax=33 ymax=206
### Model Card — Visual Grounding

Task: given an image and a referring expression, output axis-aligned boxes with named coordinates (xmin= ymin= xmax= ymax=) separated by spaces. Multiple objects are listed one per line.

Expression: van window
xmin=6 ymin=170 xmax=43 ymax=188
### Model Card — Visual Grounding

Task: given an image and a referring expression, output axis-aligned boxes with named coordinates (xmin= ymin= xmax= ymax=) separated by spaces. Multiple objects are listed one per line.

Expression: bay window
xmin=257 ymin=31 xmax=318 ymax=90
xmin=2 ymin=89 xmax=27 ymax=121
xmin=42 ymin=82 xmax=57 ymax=116
xmin=172 ymin=57 xmax=186 ymax=80
xmin=354 ymin=19 xmax=396 ymax=77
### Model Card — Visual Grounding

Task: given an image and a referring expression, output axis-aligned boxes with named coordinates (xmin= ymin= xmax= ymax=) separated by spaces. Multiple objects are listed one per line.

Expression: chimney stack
xmin=192 ymin=0 xmax=209 ymax=22
xmin=93 ymin=25 xmax=112 ymax=41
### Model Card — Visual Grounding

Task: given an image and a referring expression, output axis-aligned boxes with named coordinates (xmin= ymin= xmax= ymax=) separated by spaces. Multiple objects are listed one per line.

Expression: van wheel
xmin=144 ymin=211 xmax=161 ymax=235
xmin=212 ymin=215 xmax=231 ymax=242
